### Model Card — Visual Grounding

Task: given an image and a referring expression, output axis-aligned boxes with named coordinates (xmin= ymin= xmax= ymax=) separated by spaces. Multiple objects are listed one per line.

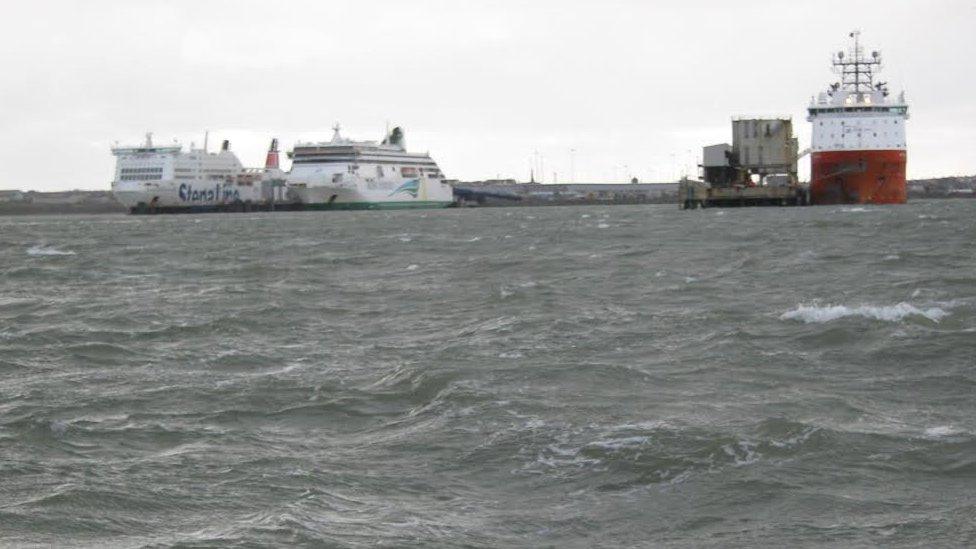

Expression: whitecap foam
xmin=586 ymin=436 xmax=648 ymax=451
xmin=405 ymin=264 xmax=419 ymax=271
xmin=597 ymin=223 xmax=610 ymax=229
xmin=769 ymin=427 xmax=820 ymax=449
xmin=27 ymin=245 xmax=75 ymax=256
xmin=924 ymin=425 xmax=964 ymax=438
xmin=722 ymin=441 xmax=760 ymax=466
xmin=780 ymin=303 xmax=949 ymax=323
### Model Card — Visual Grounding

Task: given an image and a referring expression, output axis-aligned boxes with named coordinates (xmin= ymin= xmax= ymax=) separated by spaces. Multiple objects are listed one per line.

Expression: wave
xmin=924 ymin=425 xmax=968 ymax=438
xmin=780 ymin=303 xmax=949 ymax=323
xmin=26 ymin=245 xmax=75 ymax=256
xmin=520 ymin=419 xmax=827 ymax=492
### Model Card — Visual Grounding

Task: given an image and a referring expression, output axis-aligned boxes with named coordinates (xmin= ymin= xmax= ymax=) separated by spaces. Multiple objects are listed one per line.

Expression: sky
xmin=1 ymin=0 xmax=974 ymax=191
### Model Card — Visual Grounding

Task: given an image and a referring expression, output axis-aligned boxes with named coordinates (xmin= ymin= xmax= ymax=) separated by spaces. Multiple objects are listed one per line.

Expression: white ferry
xmin=111 ymin=134 xmax=286 ymax=213
xmin=285 ymin=125 xmax=454 ymax=210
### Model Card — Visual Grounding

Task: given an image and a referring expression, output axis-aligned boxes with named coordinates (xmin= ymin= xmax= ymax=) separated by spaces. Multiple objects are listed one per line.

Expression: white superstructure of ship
xmin=111 ymin=134 xmax=286 ymax=213
xmin=285 ymin=125 xmax=454 ymax=209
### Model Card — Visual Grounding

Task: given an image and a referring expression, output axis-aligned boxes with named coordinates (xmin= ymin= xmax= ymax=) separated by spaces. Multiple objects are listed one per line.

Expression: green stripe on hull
xmin=303 ymin=201 xmax=452 ymax=211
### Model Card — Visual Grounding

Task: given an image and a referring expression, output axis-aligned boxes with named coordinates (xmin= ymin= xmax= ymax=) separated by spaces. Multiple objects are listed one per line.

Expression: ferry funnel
xmin=265 ymin=138 xmax=280 ymax=169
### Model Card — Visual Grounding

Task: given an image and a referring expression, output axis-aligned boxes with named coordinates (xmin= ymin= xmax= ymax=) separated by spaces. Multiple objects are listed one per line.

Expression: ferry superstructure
xmin=808 ymin=32 xmax=909 ymax=204
xmin=285 ymin=125 xmax=454 ymax=209
xmin=111 ymin=134 xmax=285 ymax=213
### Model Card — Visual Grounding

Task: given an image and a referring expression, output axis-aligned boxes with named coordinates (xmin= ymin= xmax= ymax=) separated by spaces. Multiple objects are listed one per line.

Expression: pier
xmin=679 ymin=180 xmax=809 ymax=209
xmin=679 ymin=118 xmax=811 ymax=210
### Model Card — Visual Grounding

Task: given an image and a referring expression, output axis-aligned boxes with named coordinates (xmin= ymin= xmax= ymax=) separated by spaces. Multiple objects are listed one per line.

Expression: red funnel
xmin=265 ymin=138 xmax=280 ymax=170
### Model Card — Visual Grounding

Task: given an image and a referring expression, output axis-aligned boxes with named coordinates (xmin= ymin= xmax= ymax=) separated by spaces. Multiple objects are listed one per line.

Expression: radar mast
xmin=831 ymin=30 xmax=886 ymax=99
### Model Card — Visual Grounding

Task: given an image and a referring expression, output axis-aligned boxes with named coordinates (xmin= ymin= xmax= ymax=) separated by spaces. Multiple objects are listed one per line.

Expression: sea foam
xmin=924 ymin=425 xmax=963 ymax=438
xmin=780 ymin=303 xmax=949 ymax=323
xmin=27 ymin=245 xmax=76 ymax=256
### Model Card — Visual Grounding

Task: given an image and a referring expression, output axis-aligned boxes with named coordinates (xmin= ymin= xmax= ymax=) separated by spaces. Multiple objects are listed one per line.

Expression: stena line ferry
xmin=111 ymin=134 xmax=286 ymax=213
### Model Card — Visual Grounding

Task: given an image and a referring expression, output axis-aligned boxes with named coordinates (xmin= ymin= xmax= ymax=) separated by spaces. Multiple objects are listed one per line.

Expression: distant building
xmin=455 ymin=181 xmax=679 ymax=203
xmin=24 ymin=191 xmax=89 ymax=205
xmin=0 ymin=190 xmax=24 ymax=202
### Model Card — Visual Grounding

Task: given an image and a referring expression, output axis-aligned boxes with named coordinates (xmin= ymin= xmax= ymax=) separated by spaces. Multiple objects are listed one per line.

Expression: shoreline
xmin=0 ymin=178 xmax=972 ymax=216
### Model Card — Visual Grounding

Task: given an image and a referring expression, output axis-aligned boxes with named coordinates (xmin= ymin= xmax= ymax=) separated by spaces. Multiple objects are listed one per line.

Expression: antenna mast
xmin=832 ymin=30 xmax=883 ymax=96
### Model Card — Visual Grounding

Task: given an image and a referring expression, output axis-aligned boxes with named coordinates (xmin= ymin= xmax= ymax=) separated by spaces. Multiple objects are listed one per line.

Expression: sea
xmin=1 ymin=200 xmax=974 ymax=547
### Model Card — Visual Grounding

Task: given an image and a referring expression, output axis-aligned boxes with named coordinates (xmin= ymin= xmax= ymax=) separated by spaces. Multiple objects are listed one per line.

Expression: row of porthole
xmin=818 ymin=120 xmax=900 ymax=126
xmin=821 ymin=132 xmax=898 ymax=139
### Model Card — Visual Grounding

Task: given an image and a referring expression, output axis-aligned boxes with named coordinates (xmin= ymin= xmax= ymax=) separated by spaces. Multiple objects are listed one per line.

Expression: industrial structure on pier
xmin=680 ymin=118 xmax=809 ymax=209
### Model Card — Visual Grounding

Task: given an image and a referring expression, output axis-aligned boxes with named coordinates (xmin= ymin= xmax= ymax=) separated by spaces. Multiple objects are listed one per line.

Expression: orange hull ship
xmin=808 ymin=32 xmax=909 ymax=205
xmin=810 ymin=149 xmax=907 ymax=204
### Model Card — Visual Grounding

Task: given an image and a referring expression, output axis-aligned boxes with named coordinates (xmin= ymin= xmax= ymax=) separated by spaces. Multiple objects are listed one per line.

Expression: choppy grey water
xmin=1 ymin=201 xmax=974 ymax=547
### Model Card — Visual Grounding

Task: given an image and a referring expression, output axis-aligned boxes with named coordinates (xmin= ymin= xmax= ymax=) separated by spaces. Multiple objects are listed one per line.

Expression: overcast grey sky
xmin=2 ymin=0 xmax=974 ymax=190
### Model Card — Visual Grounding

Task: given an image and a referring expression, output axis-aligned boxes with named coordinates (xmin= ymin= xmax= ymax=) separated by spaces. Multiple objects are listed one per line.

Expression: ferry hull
xmin=303 ymin=200 xmax=452 ymax=211
xmin=291 ymin=180 xmax=454 ymax=210
xmin=810 ymin=150 xmax=907 ymax=205
xmin=112 ymin=181 xmax=264 ymax=210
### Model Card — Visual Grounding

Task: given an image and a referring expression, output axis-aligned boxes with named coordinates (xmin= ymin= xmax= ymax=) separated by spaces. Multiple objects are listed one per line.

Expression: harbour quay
xmin=451 ymin=181 xmax=679 ymax=207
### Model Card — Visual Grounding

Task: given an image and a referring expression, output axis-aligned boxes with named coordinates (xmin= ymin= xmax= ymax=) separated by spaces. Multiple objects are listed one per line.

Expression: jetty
xmin=680 ymin=118 xmax=811 ymax=209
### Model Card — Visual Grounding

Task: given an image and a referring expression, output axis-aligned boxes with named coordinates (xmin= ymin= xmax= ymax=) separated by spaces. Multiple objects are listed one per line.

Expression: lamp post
xmin=570 ymin=148 xmax=576 ymax=183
